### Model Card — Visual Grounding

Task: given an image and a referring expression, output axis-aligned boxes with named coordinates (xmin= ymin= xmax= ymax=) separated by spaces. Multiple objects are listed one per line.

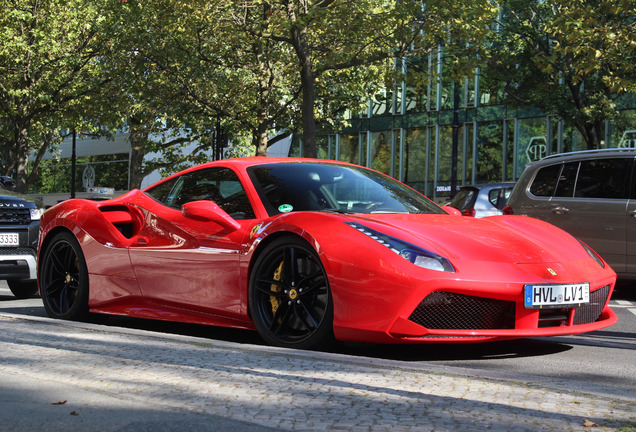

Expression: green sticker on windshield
xmin=278 ymin=204 xmax=293 ymax=213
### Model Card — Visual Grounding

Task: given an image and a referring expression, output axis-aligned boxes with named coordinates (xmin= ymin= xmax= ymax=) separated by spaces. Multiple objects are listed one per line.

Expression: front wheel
xmin=39 ymin=231 xmax=89 ymax=320
xmin=249 ymin=236 xmax=334 ymax=350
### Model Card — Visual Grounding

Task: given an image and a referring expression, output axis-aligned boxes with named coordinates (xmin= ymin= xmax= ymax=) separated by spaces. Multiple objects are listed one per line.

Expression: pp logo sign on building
xmin=618 ymin=130 xmax=636 ymax=148
xmin=526 ymin=136 xmax=547 ymax=161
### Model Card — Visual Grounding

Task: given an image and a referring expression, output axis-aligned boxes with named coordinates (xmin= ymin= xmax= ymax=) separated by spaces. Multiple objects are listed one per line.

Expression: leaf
xmin=583 ymin=419 xmax=599 ymax=427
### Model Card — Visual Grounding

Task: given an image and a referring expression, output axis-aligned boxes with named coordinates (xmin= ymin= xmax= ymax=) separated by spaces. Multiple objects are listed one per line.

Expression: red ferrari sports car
xmin=37 ymin=157 xmax=617 ymax=349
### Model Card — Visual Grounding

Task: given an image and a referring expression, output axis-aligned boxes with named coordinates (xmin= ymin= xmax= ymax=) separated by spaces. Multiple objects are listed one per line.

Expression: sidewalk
xmin=0 ymin=313 xmax=634 ymax=432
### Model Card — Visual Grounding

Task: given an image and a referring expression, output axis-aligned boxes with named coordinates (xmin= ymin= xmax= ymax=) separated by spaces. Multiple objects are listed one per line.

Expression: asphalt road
xmin=1 ymin=281 xmax=634 ymax=400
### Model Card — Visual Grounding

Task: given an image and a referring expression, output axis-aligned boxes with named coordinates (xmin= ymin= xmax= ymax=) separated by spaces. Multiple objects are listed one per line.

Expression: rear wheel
xmin=249 ymin=236 xmax=333 ymax=350
xmin=7 ymin=280 xmax=38 ymax=299
xmin=39 ymin=231 xmax=89 ymax=320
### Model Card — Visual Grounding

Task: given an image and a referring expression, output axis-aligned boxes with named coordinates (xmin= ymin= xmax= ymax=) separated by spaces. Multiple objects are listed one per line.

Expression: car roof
xmin=142 ymin=157 xmax=370 ymax=192
xmin=541 ymin=148 xmax=636 ymax=163
xmin=459 ymin=182 xmax=516 ymax=190
xmin=183 ymin=157 xmax=358 ymax=172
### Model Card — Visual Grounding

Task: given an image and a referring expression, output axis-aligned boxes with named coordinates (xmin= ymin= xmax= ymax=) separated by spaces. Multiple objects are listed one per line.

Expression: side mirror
xmin=182 ymin=200 xmax=241 ymax=232
xmin=442 ymin=205 xmax=462 ymax=216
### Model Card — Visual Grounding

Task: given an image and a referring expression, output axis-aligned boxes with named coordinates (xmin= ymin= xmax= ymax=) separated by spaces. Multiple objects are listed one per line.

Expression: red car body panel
xmin=37 ymin=157 xmax=617 ymax=344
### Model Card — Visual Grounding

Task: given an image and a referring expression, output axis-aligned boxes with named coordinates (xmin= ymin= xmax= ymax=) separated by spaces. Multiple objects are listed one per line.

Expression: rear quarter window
xmin=529 ymin=164 xmax=561 ymax=197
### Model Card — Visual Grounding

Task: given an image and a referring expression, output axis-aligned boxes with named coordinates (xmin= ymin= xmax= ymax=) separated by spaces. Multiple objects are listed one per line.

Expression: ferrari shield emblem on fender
xmin=250 ymin=224 xmax=261 ymax=239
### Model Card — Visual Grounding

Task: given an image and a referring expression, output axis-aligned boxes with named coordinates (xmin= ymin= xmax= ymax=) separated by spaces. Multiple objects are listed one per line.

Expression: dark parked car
xmin=504 ymin=148 xmax=636 ymax=280
xmin=449 ymin=183 xmax=515 ymax=218
xmin=0 ymin=181 xmax=44 ymax=298
xmin=0 ymin=176 xmax=16 ymax=190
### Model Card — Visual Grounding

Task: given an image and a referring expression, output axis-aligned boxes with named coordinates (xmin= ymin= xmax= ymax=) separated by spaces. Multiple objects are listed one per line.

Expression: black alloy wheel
xmin=39 ymin=231 xmax=89 ymax=320
xmin=249 ymin=236 xmax=333 ymax=350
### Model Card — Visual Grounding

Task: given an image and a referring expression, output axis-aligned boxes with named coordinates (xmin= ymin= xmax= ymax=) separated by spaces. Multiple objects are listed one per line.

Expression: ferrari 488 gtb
xmin=37 ymin=158 xmax=617 ymax=349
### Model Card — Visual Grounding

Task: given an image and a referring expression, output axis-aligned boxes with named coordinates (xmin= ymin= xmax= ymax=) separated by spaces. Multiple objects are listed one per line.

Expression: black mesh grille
xmin=573 ymin=285 xmax=611 ymax=325
xmin=0 ymin=247 xmax=35 ymax=256
xmin=0 ymin=208 xmax=30 ymax=225
xmin=408 ymin=291 xmax=516 ymax=330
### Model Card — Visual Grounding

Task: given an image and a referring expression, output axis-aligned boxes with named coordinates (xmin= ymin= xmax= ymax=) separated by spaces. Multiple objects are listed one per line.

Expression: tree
xmin=260 ymin=0 xmax=423 ymax=158
xmin=106 ymin=0 xmax=499 ymax=169
xmin=124 ymin=0 xmax=299 ymax=159
xmin=0 ymin=0 xmax=115 ymax=192
xmin=137 ymin=1 xmax=432 ymax=158
xmin=487 ymin=0 xmax=636 ymax=149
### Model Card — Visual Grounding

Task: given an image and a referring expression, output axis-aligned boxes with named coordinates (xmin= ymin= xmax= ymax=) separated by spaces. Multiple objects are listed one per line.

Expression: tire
xmin=7 ymin=280 xmax=38 ymax=299
xmin=39 ymin=231 xmax=89 ymax=320
xmin=249 ymin=236 xmax=334 ymax=350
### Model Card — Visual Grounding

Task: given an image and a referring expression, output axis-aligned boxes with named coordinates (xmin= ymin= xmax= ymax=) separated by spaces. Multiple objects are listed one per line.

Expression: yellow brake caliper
xmin=270 ymin=261 xmax=284 ymax=316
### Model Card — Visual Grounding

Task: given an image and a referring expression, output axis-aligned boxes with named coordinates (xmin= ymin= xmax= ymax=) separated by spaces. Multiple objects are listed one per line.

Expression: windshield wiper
xmin=322 ymin=209 xmax=355 ymax=214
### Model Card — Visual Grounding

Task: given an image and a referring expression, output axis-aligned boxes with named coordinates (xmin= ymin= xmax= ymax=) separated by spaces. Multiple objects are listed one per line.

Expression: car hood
xmin=0 ymin=191 xmax=42 ymax=209
xmin=348 ymin=213 xmax=587 ymax=265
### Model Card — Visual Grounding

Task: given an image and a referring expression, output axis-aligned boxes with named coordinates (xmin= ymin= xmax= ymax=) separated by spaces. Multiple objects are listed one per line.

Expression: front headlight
xmin=578 ymin=240 xmax=605 ymax=268
xmin=345 ymin=221 xmax=455 ymax=272
xmin=30 ymin=208 xmax=45 ymax=221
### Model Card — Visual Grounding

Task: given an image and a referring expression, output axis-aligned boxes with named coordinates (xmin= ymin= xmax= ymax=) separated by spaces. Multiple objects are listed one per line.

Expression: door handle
xmin=629 ymin=210 xmax=636 ymax=218
xmin=552 ymin=206 xmax=569 ymax=215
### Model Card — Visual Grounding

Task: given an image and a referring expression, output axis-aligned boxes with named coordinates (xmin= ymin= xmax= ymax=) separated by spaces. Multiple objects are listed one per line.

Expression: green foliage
xmin=223 ymin=133 xmax=257 ymax=159
xmin=0 ymin=0 xmax=115 ymax=191
xmin=3 ymin=0 xmax=635 ymax=194
xmin=486 ymin=0 xmax=636 ymax=149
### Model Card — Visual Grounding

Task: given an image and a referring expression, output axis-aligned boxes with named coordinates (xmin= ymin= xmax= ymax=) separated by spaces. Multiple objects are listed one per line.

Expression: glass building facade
xmin=294 ymin=52 xmax=636 ymax=203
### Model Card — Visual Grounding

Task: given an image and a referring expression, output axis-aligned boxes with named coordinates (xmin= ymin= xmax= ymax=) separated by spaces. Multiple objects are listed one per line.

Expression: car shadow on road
xmin=334 ymin=338 xmax=573 ymax=361
xmin=4 ymin=295 xmax=627 ymax=363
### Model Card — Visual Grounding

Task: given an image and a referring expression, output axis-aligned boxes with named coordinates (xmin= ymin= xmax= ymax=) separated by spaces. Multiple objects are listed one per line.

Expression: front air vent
xmin=409 ymin=291 xmax=515 ymax=330
xmin=573 ymin=285 xmax=611 ymax=325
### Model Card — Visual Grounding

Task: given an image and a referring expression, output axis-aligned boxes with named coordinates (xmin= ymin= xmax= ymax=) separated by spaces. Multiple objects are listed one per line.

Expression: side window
xmin=145 ymin=168 xmax=255 ymax=219
xmin=574 ymin=158 xmax=631 ymax=199
xmin=488 ymin=187 xmax=513 ymax=210
xmin=145 ymin=177 xmax=179 ymax=203
xmin=529 ymin=164 xmax=562 ymax=197
xmin=554 ymin=162 xmax=578 ymax=197
xmin=488 ymin=188 xmax=500 ymax=207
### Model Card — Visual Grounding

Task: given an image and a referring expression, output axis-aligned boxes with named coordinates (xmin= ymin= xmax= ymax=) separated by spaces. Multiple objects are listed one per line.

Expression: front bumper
xmin=332 ymin=258 xmax=618 ymax=344
xmin=388 ymin=285 xmax=617 ymax=342
xmin=0 ymin=248 xmax=38 ymax=280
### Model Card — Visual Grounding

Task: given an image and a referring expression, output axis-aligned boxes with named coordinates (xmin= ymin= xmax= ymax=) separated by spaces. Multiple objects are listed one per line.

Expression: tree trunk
xmin=255 ymin=120 xmax=269 ymax=156
xmin=299 ymin=56 xmax=317 ymax=158
xmin=127 ymin=120 xmax=149 ymax=190
xmin=287 ymin=2 xmax=317 ymax=159
xmin=569 ymin=82 xmax=604 ymax=150
xmin=14 ymin=125 xmax=30 ymax=193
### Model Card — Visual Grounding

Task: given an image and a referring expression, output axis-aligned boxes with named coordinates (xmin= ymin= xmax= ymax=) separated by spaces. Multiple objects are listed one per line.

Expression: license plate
xmin=0 ymin=233 xmax=19 ymax=247
xmin=524 ymin=283 xmax=590 ymax=309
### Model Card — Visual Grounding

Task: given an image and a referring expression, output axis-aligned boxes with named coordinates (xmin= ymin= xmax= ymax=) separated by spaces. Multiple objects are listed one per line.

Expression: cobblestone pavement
xmin=0 ymin=313 xmax=634 ymax=432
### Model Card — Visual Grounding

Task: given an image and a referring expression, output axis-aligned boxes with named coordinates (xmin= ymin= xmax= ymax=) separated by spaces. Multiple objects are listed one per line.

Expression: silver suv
xmin=504 ymin=149 xmax=636 ymax=280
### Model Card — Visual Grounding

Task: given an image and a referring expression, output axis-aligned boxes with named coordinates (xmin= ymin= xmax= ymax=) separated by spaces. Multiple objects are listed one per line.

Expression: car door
xmin=128 ymin=167 xmax=256 ymax=318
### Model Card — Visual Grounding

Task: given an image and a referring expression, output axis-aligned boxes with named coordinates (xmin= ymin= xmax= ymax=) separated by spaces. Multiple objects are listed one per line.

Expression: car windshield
xmin=247 ymin=162 xmax=445 ymax=216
